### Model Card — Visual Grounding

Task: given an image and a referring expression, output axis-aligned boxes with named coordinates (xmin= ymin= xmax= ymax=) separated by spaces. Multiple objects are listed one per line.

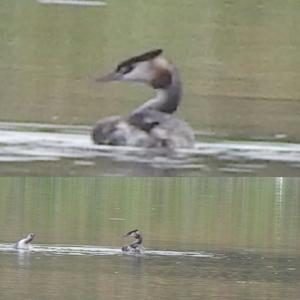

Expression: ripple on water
xmin=0 ymin=122 xmax=300 ymax=175
xmin=37 ymin=0 xmax=107 ymax=7
xmin=0 ymin=243 xmax=213 ymax=258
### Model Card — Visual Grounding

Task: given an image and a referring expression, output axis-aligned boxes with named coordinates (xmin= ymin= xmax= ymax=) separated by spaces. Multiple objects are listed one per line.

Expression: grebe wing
xmin=128 ymin=109 xmax=171 ymax=132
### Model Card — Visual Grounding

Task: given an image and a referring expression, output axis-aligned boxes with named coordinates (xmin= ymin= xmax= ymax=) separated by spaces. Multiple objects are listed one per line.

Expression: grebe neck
xmin=133 ymin=66 xmax=182 ymax=115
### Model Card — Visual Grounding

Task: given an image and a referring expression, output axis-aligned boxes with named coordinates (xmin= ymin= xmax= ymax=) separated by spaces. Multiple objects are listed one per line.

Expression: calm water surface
xmin=0 ymin=1 xmax=300 ymax=175
xmin=0 ymin=177 xmax=299 ymax=299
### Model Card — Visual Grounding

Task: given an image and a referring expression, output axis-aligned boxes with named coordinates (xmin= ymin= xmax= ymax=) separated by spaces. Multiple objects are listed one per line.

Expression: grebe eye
xmin=119 ymin=64 xmax=134 ymax=74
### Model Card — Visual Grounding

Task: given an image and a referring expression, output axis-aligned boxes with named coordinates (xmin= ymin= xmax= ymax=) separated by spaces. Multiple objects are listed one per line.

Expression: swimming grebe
xmin=15 ymin=233 xmax=35 ymax=250
xmin=92 ymin=49 xmax=195 ymax=148
xmin=121 ymin=229 xmax=143 ymax=253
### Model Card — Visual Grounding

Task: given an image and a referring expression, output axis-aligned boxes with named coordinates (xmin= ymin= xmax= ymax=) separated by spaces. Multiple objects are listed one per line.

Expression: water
xmin=37 ymin=0 xmax=107 ymax=6
xmin=1 ymin=1 xmax=300 ymax=175
xmin=1 ymin=122 xmax=300 ymax=175
xmin=0 ymin=243 xmax=213 ymax=258
xmin=0 ymin=247 xmax=298 ymax=300
xmin=0 ymin=177 xmax=299 ymax=300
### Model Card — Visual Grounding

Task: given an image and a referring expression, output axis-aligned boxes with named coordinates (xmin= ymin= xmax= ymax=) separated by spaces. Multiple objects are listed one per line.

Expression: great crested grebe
xmin=92 ymin=49 xmax=195 ymax=148
xmin=121 ymin=229 xmax=143 ymax=253
xmin=15 ymin=233 xmax=35 ymax=250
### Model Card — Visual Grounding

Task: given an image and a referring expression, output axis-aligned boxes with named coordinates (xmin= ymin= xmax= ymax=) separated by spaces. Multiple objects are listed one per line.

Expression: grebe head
xmin=25 ymin=233 xmax=35 ymax=243
xmin=124 ymin=229 xmax=141 ymax=239
xmin=97 ymin=49 xmax=173 ymax=89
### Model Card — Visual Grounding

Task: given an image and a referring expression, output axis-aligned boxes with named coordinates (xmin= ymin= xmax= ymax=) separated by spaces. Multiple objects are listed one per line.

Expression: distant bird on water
xmin=121 ymin=229 xmax=143 ymax=253
xmin=15 ymin=233 xmax=35 ymax=250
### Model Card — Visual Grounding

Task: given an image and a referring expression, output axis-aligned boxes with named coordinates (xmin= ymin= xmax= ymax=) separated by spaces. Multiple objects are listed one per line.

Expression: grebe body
xmin=92 ymin=112 xmax=194 ymax=148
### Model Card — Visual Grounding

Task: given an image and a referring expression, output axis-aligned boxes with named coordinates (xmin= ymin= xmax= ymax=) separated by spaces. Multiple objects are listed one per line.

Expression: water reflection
xmin=16 ymin=250 xmax=32 ymax=267
xmin=0 ymin=249 xmax=299 ymax=300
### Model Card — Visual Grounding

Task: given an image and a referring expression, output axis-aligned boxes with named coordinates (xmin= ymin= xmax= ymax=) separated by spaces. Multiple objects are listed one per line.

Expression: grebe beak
xmin=96 ymin=71 xmax=122 ymax=82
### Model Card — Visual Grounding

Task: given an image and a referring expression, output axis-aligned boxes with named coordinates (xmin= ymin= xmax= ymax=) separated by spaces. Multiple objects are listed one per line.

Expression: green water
xmin=1 ymin=0 xmax=300 ymax=141
xmin=0 ymin=177 xmax=299 ymax=299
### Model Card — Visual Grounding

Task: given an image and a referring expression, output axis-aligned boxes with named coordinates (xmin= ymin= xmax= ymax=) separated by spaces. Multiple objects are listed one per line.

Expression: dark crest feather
xmin=126 ymin=229 xmax=139 ymax=236
xmin=117 ymin=49 xmax=163 ymax=71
